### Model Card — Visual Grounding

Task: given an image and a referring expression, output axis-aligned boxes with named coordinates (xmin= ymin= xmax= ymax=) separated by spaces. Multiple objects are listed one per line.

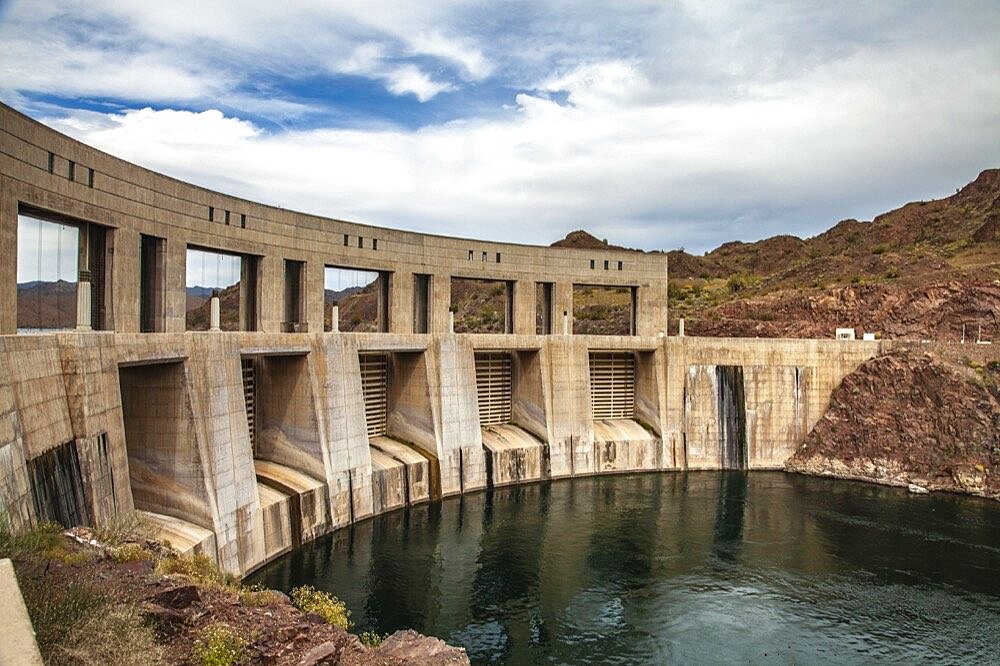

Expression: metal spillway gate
xmin=589 ymin=352 xmax=636 ymax=419
xmin=475 ymin=352 xmax=513 ymax=425
xmin=360 ymin=353 xmax=389 ymax=437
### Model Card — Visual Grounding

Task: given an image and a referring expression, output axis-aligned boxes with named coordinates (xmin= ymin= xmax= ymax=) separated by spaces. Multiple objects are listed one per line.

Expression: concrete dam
xmin=0 ymin=103 xmax=884 ymax=576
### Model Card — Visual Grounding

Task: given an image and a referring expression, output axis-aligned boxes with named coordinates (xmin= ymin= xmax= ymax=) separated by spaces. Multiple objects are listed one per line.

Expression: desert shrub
xmin=359 ymin=631 xmax=390 ymax=647
xmin=291 ymin=585 xmax=351 ymax=629
xmin=238 ymin=584 xmax=283 ymax=607
xmin=60 ymin=549 xmax=97 ymax=565
xmin=110 ymin=542 xmax=152 ymax=563
xmin=726 ymin=274 xmax=748 ymax=293
xmin=192 ymin=624 xmax=248 ymax=666
xmin=850 ymin=275 xmax=864 ymax=285
xmin=0 ymin=517 xmax=64 ymax=560
xmin=155 ymin=553 xmax=237 ymax=588
xmin=986 ymin=360 xmax=1000 ymax=372
xmin=20 ymin=576 xmax=162 ymax=666
xmin=871 ymin=244 xmax=889 ymax=255
xmin=94 ymin=511 xmax=157 ymax=546
xmin=885 ymin=267 xmax=899 ymax=279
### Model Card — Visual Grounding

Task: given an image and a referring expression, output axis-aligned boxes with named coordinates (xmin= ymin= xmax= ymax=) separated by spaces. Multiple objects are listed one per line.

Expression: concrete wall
xmin=0 ymin=330 xmax=888 ymax=575
xmin=0 ymin=103 xmax=668 ymax=338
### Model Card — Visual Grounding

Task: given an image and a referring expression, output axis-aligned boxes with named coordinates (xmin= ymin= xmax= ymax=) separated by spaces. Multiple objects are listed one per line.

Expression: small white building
xmin=835 ymin=328 xmax=856 ymax=340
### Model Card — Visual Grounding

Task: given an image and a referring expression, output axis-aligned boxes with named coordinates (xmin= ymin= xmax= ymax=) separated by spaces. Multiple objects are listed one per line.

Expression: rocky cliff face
xmin=786 ymin=350 xmax=1000 ymax=499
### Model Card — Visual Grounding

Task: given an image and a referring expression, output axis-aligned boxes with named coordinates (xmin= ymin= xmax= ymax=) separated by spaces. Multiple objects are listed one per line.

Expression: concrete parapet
xmin=0 ymin=558 xmax=44 ymax=666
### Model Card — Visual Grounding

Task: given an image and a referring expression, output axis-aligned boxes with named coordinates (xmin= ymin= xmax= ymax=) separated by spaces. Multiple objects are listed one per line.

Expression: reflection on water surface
xmin=251 ymin=472 xmax=1000 ymax=665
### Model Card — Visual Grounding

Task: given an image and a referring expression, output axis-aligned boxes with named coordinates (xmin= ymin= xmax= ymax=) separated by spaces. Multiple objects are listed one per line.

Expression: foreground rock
xmin=786 ymin=350 xmax=1000 ymax=499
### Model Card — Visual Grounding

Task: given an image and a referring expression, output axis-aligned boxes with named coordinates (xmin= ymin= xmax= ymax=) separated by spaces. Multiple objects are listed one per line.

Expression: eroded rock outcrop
xmin=786 ymin=350 xmax=1000 ymax=499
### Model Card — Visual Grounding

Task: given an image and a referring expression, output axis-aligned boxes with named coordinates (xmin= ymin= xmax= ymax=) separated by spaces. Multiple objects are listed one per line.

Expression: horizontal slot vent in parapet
xmin=360 ymin=352 xmax=389 ymax=437
xmin=475 ymin=351 xmax=512 ymax=425
xmin=590 ymin=352 xmax=636 ymax=420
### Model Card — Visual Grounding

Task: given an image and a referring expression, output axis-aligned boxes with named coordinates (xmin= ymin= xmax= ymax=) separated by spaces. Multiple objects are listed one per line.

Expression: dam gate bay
xmin=1 ymin=101 xmax=900 ymax=577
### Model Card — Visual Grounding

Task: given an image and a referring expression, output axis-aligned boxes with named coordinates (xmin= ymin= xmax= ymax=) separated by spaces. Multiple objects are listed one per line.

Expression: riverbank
xmin=786 ymin=349 xmax=1000 ymax=500
xmin=0 ymin=516 xmax=469 ymax=665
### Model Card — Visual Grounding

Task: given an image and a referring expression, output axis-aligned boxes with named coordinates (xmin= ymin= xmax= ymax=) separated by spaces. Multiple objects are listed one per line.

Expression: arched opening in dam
xmin=250 ymin=472 xmax=1000 ymax=665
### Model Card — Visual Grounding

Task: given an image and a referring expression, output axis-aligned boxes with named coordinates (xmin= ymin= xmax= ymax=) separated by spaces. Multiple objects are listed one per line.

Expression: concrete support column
xmin=554 ymin=281 xmax=574 ymax=336
xmin=425 ymin=337 xmax=487 ymax=494
xmin=306 ymin=260 xmax=325 ymax=333
xmin=431 ymin=271 xmax=451 ymax=334
xmin=164 ymin=239 xmax=188 ymax=332
xmin=388 ymin=270 xmax=413 ymax=333
xmin=314 ymin=336 xmax=374 ymax=524
xmin=512 ymin=279 xmax=535 ymax=335
xmin=209 ymin=292 xmax=221 ymax=331
xmin=330 ymin=305 xmax=339 ymax=333
xmin=112 ymin=228 xmax=140 ymax=333
xmin=257 ymin=254 xmax=281 ymax=333
xmin=663 ymin=337 xmax=688 ymax=469
xmin=0 ymin=177 xmax=15 ymax=334
xmin=76 ymin=272 xmax=92 ymax=331
xmin=636 ymin=254 xmax=670 ymax=337
xmin=543 ymin=337 xmax=592 ymax=477
xmin=185 ymin=336 xmax=265 ymax=574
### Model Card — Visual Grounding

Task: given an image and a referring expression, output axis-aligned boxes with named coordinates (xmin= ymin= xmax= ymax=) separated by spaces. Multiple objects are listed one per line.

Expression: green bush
xmin=726 ymin=274 xmax=748 ymax=293
xmin=359 ymin=630 xmax=390 ymax=647
xmin=110 ymin=542 xmax=152 ymax=563
xmin=238 ymin=584 xmax=283 ymax=607
xmin=192 ymin=624 xmax=248 ymax=666
xmin=291 ymin=585 xmax=352 ymax=629
xmin=155 ymin=553 xmax=238 ymax=588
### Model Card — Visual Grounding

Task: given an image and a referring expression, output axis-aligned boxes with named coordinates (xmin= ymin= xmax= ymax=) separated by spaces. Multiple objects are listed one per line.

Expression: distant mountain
xmin=186 ymin=285 xmax=217 ymax=313
xmin=324 ymin=286 xmax=364 ymax=305
xmin=16 ymin=280 xmax=77 ymax=329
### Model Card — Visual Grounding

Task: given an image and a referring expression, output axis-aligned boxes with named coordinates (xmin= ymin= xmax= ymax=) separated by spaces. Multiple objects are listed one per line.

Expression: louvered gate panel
xmin=589 ymin=352 xmax=636 ymax=419
xmin=360 ymin=353 xmax=389 ymax=437
xmin=475 ymin=352 xmax=512 ymax=425
xmin=241 ymin=357 xmax=257 ymax=454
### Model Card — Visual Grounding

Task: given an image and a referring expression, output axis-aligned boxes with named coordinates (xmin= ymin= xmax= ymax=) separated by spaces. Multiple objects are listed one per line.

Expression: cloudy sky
xmin=1 ymin=1 xmax=997 ymax=253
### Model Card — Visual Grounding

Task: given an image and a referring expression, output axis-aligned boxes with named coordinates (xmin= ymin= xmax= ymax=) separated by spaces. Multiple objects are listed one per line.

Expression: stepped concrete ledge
xmin=0 ymin=558 xmax=44 ymax=666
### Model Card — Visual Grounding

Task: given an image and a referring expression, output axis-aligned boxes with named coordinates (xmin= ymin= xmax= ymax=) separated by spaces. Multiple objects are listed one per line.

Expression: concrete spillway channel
xmin=592 ymin=419 xmax=663 ymax=473
xmin=369 ymin=436 xmax=431 ymax=514
xmin=254 ymin=460 xmax=329 ymax=563
xmin=481 ymin=424 xmax=546 ymax=487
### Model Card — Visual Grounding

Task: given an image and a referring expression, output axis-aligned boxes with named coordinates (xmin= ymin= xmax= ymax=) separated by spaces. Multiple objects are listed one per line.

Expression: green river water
xmin=251 ymin=472 xmax=1000 ymax=664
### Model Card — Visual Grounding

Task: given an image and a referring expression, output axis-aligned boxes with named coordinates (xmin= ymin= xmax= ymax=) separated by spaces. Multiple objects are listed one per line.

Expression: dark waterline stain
xmin=250 ymin=472 xmax=1000 ymax=665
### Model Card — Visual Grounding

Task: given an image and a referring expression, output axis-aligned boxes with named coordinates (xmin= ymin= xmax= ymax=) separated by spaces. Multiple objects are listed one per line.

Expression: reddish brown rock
xmin=372 ymin=630 xmax=470 ymax=665
xmin=786 ymin=350 xmax=1000 ymax=499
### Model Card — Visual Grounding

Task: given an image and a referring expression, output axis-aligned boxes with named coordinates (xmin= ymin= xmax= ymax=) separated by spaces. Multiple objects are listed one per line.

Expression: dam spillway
xmin=0 ymin=101 xmax=886 ymax=576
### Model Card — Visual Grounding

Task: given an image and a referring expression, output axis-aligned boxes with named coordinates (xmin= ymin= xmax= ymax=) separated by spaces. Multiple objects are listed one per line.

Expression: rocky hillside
xmin=670 ymin=169 xmax=1000 ymax=340
xmin=786 ymin=349 xmax=1000 ymax=499
xmin=1 ymin=519 xmax=468 ymax=665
